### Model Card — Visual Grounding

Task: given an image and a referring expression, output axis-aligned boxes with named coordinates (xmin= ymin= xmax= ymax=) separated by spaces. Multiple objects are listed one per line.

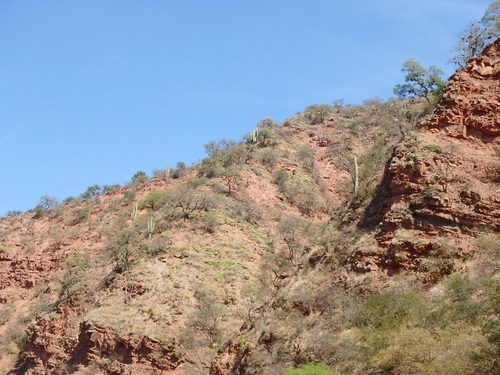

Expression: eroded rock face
xmin=16 ymin=314 xmax=184 ymax=375
xmin=0 ymin=251 xmax=58 ymax=301
xmin=353 ymin=40 xmax=500 ymax=277
xmin=75 ymin=322 xmax=183 ymax=372
xmin=209 ymin=338 xmax=251 ymax=375
xmin=16 ymin=312 xmax=77 ymax=375
xmin=426 ymin=39 xmax=500 ymax=138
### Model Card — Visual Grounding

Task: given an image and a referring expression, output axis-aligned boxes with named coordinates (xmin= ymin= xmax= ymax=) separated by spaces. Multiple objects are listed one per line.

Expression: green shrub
xmin=273 ymin=169 xmax=290 ymax=191
xmin=102 ymin=184 xmax=120 ymax=194
xmin=163 ymin=186 xmax=212 ymax=220
xmin=131 ymin=170 xmax=148 ymax=183
xmin=138 ymin=189 xmax=168 ymax=210
xmin=3 ymin=324 xmax=28 ymax=352
xmin=204 ymin=138 xmax=238 ymax=158
xmin=81 ymin=185 xmax=102 ymax=199
xmin=304 ymin=104 xmax=334 ymax=124
xmin=476 ymin=233 xmax=499 ymax=254
xmin=247 ymin=118 xmax=279 ymax=146
xmin=423 ymin=144 xmax=443 ymax=153
xmin=445 ymin=273 xmax=475 ymax=302
xmin=32 ymin=204 xmax=44 ymax=218
xmin=274 ymin=295 xmax=287 ymax=308
xmin=352 ymin=291 xmax=423 ymax=330
xmin=201 ymin=211 xmax=219 ymax=233
xmin=285 ymin=362 xmax=342 ymax=375
xmin=297 ymin=145 xmax=316 ymax=173
xmin=256 ymin=126 xmax=277 ymax=147
xmin=123 ymin=191 xmax=136 ymax=202
xmin=32 ymin=195 xmax=59 ymax=218
xmin=63 ymin=196 xmax=77 ymax=204
xmin=71 ymin=208 xmax=90 ymax=224
xmin=0 ymin=304 xmax=13 ymax=325
xmin=278 ymin=216 xmax=309 ymax=261
xmin=6 ymin=210 xmax=23 ymax=217
xmin=106 ymin=228 xmax=146 ymax=272
xmin=285 ymin=180 xmax=324 ymax=216
xmin=172 ymin=161 xmax=187 ymax=179
xmin=199 ymin=139 xmax=252 ymax=184
xmin=147 ymin=233 xmax=172 ymax=256
xmin=188 ymin=177 xmax=208 ymax=188
xmin=198 ymin=157 xmax=221 ymax=178
xmin=370 ymin=326 xmax=488 ymax=375
xmin=59 ymin=253 xmax=92 ymax=302
xmin=231 ymin=197 xmax=263 ymax=225
xmin=258 ymin=149 xmax=280 ymax=169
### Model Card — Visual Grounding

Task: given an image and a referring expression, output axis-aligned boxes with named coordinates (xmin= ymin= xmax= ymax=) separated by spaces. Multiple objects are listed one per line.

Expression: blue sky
xmin=0 ymin=0 xmax=491 ymax=214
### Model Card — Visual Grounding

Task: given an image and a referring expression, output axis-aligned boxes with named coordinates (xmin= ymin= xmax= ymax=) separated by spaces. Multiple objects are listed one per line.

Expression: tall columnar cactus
xmin=353 ymin=155 xmax=359 ymax=195
xmin=165 ymin=163 xmax=172 ymax=179
xmin=147 ymin=215 xmax=155 ymax=241
xmin=130 ymin=202 xmax=138 ymax=221
xmin=248 ymin=127 xmax=259 ymax=143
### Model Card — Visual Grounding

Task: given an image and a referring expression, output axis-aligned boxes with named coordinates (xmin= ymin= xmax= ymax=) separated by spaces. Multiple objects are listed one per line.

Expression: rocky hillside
xmin=0 ymin=40 xmax=498 ymax=375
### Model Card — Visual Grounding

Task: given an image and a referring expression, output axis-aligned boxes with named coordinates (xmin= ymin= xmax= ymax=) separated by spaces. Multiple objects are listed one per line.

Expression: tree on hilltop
xmin=450 ymin=1 xmax=499 ymax=68
xmin=393 ymin=59 xmax=445 ymax=105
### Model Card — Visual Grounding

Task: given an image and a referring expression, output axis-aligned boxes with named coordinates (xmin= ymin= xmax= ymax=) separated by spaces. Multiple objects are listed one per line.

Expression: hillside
xmin=0 ymin=40 xmax=498 ymax=375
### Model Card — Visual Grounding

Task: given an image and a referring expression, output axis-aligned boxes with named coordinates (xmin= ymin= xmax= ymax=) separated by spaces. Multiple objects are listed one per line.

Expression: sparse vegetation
xmin=2 ymin=37 xmax=497 ymax=375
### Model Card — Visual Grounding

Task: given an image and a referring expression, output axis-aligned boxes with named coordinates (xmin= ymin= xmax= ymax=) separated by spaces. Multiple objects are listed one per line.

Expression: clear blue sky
xmin=0 ymin=0 xmax=491 ymax=214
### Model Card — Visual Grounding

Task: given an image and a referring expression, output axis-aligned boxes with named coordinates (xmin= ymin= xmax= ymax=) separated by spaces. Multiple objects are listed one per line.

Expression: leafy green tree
xmin=393 ymin=59 xmax=445 ymax=104
xmin=172 ymin=161 xmax=187 ymax=178
xmin=40 ymin=195 xmax=59 ymax=210
xmin=81 ymin=184 xmax=102 ymax=200
xmin=219 ymin=166 xmax=241 ymax=195
xmin=102 ymin=184 xmax=120 ymax=194
xmin=106 ymin=228 xmax=146 ymax=272
xmin=482 ymin=0 xmax=500 ymax=34
xmin=304 ymin=104 xmax=334 ymax=124
xmin=450 ymin=2 xmax=499 ymax=68
xmin=5 ymin=210 xmax=22 ymax=217
xmin=450 ymin=22 xmax=496 ymax=68
xmin=131 ymin=170 xmax=148 ymax=183
xmin=204 ymin=139 xmax=238 ymax=158
xmin=33 ymin=195 xmax=59 ymax=218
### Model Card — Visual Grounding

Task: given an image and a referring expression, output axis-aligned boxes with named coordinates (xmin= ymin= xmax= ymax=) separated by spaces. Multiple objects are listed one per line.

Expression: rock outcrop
xmin=16 ymin=310 xmax=184 ymax=375
xmin=354 ymin=39 xmax=500 ymax=277
xmin=426 ymin=39 xmax=499 ymax=138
